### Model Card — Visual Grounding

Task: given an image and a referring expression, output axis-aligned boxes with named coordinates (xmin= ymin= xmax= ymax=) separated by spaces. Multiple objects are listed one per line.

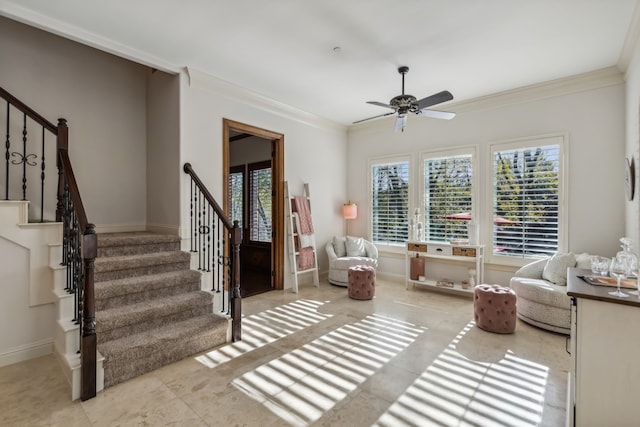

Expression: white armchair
xmin=326 ymin=236 xmax=378 ymax=287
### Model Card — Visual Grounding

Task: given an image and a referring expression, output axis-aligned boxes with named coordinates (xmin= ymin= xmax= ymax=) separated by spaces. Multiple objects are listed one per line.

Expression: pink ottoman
xmin=474 ymin=284 xmax=517 ymax=334
xmin=348 ymin=265 xmax=376 ymax=300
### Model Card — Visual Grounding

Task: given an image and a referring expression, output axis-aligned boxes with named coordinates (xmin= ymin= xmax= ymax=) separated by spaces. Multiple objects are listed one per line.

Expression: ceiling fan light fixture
xmin=353 ymin=65 xmax=455 ymax=131
xmin=394 ymin=115 xmax=407 ymax=132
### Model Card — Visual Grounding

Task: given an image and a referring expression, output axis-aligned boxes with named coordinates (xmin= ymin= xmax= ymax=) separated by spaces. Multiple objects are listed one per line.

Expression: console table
xmin=566 ymin=268 xmax=640 ymax=426
xmin=405 ymin=241 xmax=484 ymax=296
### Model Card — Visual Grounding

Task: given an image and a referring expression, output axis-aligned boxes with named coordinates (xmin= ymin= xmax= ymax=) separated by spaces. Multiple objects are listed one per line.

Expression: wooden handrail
xmin=183 ymin=162 xmax=242 ymax=342
xmin=1 ymin=86 xmax=96 ymax=400
xmin=183 ymin=163 xmax=234 ymax=230
xmin=0 ymin=86 xmax=57 ymax=134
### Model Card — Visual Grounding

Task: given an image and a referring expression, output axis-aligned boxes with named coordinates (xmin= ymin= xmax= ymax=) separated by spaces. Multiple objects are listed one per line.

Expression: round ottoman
xmin=348 ymin=265 xmax=376 ymax=300
xmin=474 ymin=284 xmax=517 ymax=334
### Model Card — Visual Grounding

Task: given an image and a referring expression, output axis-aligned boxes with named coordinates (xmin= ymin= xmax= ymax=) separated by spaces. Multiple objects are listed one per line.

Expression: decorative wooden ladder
xmin=284 ymin=182 xmax=319 ymax=293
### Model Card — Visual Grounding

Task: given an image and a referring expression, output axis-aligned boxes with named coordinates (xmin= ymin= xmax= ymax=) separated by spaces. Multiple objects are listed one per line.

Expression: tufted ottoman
xmin=474 ymin=284 xmax=517 ymax=334
xmin=347 ymin=265 xmax=376 ymax=300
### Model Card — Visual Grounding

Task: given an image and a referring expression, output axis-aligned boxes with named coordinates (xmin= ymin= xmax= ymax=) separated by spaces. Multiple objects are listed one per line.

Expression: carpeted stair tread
xmin=97 ymin=232 xmax=181 ymax=257
xmin=95 ymin=270 xmax=201 ymax=303
xmin=95 ymin=251 xmax=190 ymax=273
xmin=96 ymin=291 xmax=213 ymax=337
xmin=98 ymin=232 xmax=180 ymax=247
xmin=94 ymin=251 xmax=191 ymax=282
xmin=99 ymin=313 xmax=228 ymax=387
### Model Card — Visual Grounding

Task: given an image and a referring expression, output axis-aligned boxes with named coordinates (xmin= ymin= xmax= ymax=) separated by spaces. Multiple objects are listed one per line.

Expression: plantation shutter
xmin=371 ymin=160 xmax=409 ymax=244
xmin=424 ymin=155 xmax=473 ymax=242
xmin=249 ymin=163 xmax=272 ymax=243
xmin=492 ymin=144 xmax=560 ymax=258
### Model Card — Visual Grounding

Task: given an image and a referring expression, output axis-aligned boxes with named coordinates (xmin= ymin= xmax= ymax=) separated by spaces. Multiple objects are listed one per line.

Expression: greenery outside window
xmin=491 ymin=135 xmax=565 ymax=260
xmin=370 ymin=156 xmax=410 ymax=246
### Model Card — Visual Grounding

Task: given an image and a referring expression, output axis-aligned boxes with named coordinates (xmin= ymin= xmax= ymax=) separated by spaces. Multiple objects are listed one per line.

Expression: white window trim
xmin=419 ymin=145 xmax=479 ymax=242
xmin=485 ymin=133 xmax=568 ymax=267
xmin=368 ymin=153 xmax=414 ymax=255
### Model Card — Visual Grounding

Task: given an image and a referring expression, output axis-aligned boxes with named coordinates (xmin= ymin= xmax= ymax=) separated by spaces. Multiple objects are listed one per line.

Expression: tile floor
xmin=0 ymin=279 xmax=569 ymax=426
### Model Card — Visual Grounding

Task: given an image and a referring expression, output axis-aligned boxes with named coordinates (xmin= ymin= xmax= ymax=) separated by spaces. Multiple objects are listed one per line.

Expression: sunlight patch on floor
xmin=195 ymin=299 xmax=332 ymax=368
xmin=232 ymin=313 xmax=426 ymax=427
xmin=373 ymin=322 xmax=549 ymax=427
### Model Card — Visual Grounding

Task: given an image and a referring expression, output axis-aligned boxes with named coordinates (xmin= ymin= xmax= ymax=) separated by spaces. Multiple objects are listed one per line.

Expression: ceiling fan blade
xmin=366 ymin=101 xmax=395 ymax=110
xmin=417 ymin=109 xmax=456 ymax=120
xmin=394 ymin=115 xmax=408 ymax=132
xmin=416 ymin=90 xmax=454 ymax=110
xmin=353 ymin=111 xmax=396 ymax=124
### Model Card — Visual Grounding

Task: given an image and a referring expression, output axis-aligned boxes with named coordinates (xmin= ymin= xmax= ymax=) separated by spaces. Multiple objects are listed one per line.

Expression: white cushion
xmin=346 ymin=236 xmax=366 ymax=257
xmin=542 ymin=252 xmax=576 ymax=286
xmin=333 ymin=236 xmax=347 ymax=257
xmin=515 ymin=258 xmax=548 ymax=279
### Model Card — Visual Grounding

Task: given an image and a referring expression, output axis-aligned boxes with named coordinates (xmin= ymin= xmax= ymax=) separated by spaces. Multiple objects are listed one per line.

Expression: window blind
xmin=493 ymin=145 xmax=559 ymax=258
xmin=424 ymin=155 xmax=473 ymax=242
xmin=249 ymin=166 xmax=272 ymax=243
xmin=228 ymin=170 xmax=244 ymax=235
xmin=371 ymin=161 xmax=409 ymax=244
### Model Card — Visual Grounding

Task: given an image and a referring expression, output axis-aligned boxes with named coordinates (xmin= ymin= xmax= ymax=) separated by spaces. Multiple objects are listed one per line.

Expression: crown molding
xmin=449 ymin=66 xmax=624 ymax=114
xmin=0 ymin=1 xmax=180 ymax=74
xmin=618 ymin=0 xmax=640 ymax=72
xmin=185 ymin=67 xmax=346 ymax=133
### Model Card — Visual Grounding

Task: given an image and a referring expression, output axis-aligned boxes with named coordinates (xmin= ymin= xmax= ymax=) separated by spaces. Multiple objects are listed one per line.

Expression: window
xmin=370 ymin=158 xmax=410 ymax=245
xmin=228 ymin=161 xmax=272 ymax=244
xmin=423 ymin=151 xmax=474 ymax=242
xmin=248 ymin=161 xmax=272 ymax=243
xmin=491 ymin=136 xmax=564 ymax=259
xmin=229 ymin=166 xmax=244 ymax=235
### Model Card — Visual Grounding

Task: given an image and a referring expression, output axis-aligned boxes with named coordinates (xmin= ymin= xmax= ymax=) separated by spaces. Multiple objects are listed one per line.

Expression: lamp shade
xmin=343 ymin=201 xmax=357 ymax=219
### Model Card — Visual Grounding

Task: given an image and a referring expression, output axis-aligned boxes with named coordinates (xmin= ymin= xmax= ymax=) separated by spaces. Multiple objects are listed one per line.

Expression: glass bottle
xmin=619 ymin=237 xmax=638 ymax=278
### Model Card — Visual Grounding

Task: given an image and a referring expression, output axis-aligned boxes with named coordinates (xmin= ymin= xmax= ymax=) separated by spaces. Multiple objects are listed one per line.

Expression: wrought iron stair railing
xmin=183 ymin=162 xmax=242 ymax=341
xmin=1 ymin=86 xmax=97 ymax=401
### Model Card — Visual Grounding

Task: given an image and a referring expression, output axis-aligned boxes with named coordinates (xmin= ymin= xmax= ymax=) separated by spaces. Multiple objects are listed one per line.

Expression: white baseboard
xmin=0 ymin=338 xmax=53 ymax=367
xmin=146 ymin=223 xmax=180 ymax=236
xmin=94 ymin=224 xmax=146 ymax=234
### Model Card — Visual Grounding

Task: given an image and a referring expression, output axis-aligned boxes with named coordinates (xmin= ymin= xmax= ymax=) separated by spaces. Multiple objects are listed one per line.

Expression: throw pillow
xmin=333 ymin=236 xmax=347 ymax=257
xmin=346 ymin=236 xmax=366 ymax=257
xmin=542 ymin=252 xmax=576 ymax=286
xmin=514 ymin=257 xmax=549 ymax=279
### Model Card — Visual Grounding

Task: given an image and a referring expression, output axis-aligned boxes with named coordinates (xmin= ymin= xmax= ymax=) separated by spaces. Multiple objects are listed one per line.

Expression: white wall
xmin=0 ymin=17 xmax=149 ymax=232
xmin=0 ymin=237 xmax=54 ymax=366
xmin=625 ymin=27 xmax=640 ymax=250
xmin=147 ymin=70 xmax=181 ymax=234
xmin=180 ymin=69 xmax=348 ymax=289
xmin=348 ymin=70 xmax=626 ymax=285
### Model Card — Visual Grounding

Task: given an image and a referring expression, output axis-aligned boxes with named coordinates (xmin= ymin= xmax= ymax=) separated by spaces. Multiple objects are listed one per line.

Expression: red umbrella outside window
xmin=443 ymin=211 xmax=518 ymax=226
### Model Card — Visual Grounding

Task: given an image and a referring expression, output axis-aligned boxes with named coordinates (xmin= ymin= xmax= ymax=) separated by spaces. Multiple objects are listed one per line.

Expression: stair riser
xmin=103 ymin=323 xmax=227 ymax=388
xmin=54 ymin=292 xmax=76 ymax=322
xmin=98 ymin=242 xmax=180 ymax=258
xmin=55 ymin=322 xmax=79 ymax=357
xmin=94 ymin=261 xmax=190 ymax=282
xmin=97 ymin=303 xmax=213 ymax=343
xmin=96 ymin=279 xmax=201 ymax=311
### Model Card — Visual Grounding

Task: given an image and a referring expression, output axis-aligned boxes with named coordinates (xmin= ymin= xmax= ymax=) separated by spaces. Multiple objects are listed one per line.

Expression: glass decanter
xmin=619 ymin=237 xmax=640 ymax=296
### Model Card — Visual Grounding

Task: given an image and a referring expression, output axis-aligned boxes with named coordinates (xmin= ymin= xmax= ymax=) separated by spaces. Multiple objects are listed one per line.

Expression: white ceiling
xmin=1 ymin=0 xmax=638 ymax=126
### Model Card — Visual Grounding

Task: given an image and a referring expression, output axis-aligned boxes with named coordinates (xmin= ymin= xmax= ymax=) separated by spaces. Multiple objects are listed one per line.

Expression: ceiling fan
xmin=353 ymin=66 xmax=455 ymax=132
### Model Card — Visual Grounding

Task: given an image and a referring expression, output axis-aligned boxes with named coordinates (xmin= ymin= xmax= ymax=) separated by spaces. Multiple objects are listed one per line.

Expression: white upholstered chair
xmin=326 ymin=236 xmax=378 ymax=287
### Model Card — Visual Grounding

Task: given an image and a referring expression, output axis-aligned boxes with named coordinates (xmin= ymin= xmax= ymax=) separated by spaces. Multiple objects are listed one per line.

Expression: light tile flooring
xmin=1 ymin=279 xmax=569 ymax=426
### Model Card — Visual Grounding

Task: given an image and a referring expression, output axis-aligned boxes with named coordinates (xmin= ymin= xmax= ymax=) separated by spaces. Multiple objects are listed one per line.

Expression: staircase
xmin=93 ymin=232 xmax=228 ymax=388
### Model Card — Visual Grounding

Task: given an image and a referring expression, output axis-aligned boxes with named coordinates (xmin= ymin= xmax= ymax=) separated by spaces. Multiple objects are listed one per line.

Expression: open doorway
xmin=223 ymin=119 xmax=284 ymax=296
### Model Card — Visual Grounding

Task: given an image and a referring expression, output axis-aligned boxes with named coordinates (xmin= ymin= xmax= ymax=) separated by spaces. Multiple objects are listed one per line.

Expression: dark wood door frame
xmin=223 ymin=118 xmax=284 ymax=290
